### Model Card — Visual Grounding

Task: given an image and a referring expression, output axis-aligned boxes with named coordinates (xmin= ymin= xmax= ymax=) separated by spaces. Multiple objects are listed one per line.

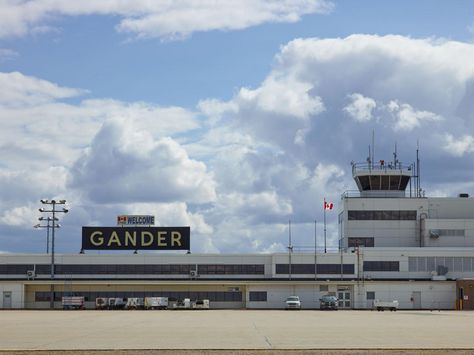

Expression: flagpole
xmin=314 ymin=219 xmax=317 ymax=281
xmin=324 ymin=198 xmax=327 ymax=254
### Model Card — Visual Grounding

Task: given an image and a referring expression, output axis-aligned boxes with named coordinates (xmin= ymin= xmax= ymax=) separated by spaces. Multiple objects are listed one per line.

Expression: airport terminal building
xmin=1 ymin=154 xmax=474 ymax=310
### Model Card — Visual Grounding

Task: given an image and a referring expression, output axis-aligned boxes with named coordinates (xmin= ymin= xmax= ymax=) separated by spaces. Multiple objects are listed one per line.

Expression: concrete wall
xmin=423 ymin=219 xmax=474 ymax=247
xmin=341 ymin=196 xmax=474 ymax=249
xmin=0 ymin=283 xmax=24 ymax=309
xmin=352 ymin=281 xmax=456 ymax=310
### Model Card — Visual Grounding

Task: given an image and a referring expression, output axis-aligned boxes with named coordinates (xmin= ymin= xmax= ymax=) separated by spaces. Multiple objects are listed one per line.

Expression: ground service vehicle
xmin=62 ymin=296 xmax=85 ymax=310
xmin=320 ymin=295 xmax=338 ymax=310
xmin=192 ymin=299 xmax=210 ymax=309
xmin=95 ymin=297 xmax=108 ymax=309
xmin=173 ymin=298 xmax=191 ymax=309
xmin=108 ymin=297 xmax=127 ymax=310
xmin=145 ymin=297 xmax=168 ymax=309
xmin=374 ymin=300 xmax=399 ymax=311
xmin=285 ymin=296 xmax=301 ymax=310
xmin=126 ymin=297 xmax=144 ymax=310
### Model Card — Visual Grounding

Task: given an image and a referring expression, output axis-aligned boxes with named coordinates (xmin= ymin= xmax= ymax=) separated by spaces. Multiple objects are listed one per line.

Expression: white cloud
xmin=0 ymin=73 xmax=200 ymax=171
xmin=237 ymin=77 xmax=325 ymax=119
xmin=71 ymin=117 xmax=216 ymax=204
xmin=344 ymin=93 xmax=376 ymax=122
xmin=0 ymin=48 xmax=18 ymax=61
xmin=443 ymin=134 xmax=474 ymax=157
xmin=0 ymin=0 xmax=333 ymax=40
xmin=387 ymin=100 xmax=442 ymax=131
xmin=218 ymin=191 xmax=293 ymax=223
xmin=0 ymin=71 xmax=84 ymax=108
xmin=0 ymin=204 xmax=38 ymax=227
xmin=4 ymin=34 xmax=474 ymax=253
xmin=128 ymin=202 xmax=213 ymax=235
xmin=0 ymin=166 xmax=69 ymax=204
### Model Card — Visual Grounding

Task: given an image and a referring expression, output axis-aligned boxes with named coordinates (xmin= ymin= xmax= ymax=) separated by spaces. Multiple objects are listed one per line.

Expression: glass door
xmin=337 ymin=287 xmax=351 ymax=309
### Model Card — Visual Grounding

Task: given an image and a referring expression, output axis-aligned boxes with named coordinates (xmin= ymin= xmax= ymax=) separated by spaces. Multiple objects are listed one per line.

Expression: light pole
xmin=39 ymin=199 xmax=68 ymax=309
xmin=34 ymin=217 xmax=59 ymax=254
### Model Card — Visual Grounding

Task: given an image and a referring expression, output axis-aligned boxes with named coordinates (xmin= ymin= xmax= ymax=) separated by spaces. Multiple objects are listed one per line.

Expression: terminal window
xmin=276 ymin=264 xmax=355 ymax=274
xmin=363 ymin=261 xmax=399 ymax=272
xmin=348 ymin=210 xmax=416 ymax=221
xmin=249 ymin=291 xmax=267 ymax=302
xmin=1 ymin=264 xmax=265 ymax=276
xmin=348 ymin=237 xmax=374 ymax=247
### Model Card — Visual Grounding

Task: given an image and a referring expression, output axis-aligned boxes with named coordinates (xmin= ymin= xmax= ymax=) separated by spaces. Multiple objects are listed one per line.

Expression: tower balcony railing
xmin=341 ymin=190 xmax=412 ymax=199
xmin=351 ymin=161 xmax=413 ymax=176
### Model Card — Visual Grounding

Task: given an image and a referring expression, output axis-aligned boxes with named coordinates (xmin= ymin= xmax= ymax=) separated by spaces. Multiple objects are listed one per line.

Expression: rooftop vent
xmin=459 ymin=193 xmax=469 ymax=198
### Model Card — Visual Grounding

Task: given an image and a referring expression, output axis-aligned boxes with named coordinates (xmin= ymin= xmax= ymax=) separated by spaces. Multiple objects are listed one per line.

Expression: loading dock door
xmin=412 ymin=291 xmax=421 ymax=309
xmin=3 ymin=291 xmax=12 ymax=309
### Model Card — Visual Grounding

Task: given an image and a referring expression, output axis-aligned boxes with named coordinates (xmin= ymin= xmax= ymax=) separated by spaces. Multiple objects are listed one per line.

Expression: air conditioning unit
xmin=437 ymin=265 xmax=448 ymax=276
xmin=27 ymin=270 xmax=35 ymax=279
xmin=429 ymin=230 xmax=440 ymax=239
xmin=190 ymin=270 xmax=198 ymax=278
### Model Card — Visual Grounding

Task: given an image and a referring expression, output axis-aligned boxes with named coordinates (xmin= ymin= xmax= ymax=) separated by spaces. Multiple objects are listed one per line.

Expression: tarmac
xmin=0 ymin=310 xmax=473 ymax=352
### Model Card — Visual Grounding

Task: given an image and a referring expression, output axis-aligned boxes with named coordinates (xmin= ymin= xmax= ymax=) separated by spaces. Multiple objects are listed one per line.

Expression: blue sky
xmin=1 ymin=0 xmax=474 ymax=254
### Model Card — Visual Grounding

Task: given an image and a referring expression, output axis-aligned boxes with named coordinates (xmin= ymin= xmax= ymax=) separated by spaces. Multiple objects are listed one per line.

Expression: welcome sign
xmin=82 ymin=226 xmax=190 ymax=250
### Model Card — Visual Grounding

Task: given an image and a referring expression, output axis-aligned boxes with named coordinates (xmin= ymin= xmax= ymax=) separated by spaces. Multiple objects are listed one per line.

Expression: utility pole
xmin=39 ymin=199 xmax=68 ymax=309
xmin=34 ymin=217 xmax=58 ymax=254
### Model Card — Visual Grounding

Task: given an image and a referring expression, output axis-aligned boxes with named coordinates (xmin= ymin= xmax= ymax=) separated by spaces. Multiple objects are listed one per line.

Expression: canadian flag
xmin=324 ymin=200 xmax=333 ymax=210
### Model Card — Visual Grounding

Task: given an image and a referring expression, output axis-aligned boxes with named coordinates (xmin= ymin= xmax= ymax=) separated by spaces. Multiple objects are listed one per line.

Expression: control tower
xmin=351 ymin=158 xmax=415 ymax=198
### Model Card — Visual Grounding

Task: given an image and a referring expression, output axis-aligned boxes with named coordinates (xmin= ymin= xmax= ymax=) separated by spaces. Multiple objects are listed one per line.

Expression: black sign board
xmin=82 ymin=226 xmax=190 ymax=250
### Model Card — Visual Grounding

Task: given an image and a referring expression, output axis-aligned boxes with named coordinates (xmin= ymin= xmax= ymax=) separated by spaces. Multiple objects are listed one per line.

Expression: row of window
xmin=430 ymin=229 xmax=465 ymax=237
xmin=348 ymin=210 xmax=417 ymax=221
xmin=348 ymin=238 xmax=375 ymax=247
xmin=0 ymin=264 xmax=265 ymax=275
xmin=35 ymin=291 xmax=243 ymax=302
xmin=198 ymin=264 xmax=264 ymax=275
xmin=276 ymin=264 xmax=355 ymax=275
xmin=249 ymin=291 xmax=267 ymax=302
xmin=363 ymin=261 xmax=400 ymax=272
xmin=408 ymin=257 xmax=474 ymax=272
xmin=358 ymin=175 xmax=410 ymax=191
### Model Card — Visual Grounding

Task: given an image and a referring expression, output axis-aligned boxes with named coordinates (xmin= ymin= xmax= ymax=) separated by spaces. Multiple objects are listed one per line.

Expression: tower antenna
xmin=372 ymin=129 xmax=375 ymax=169
xmin=416 ymin=140 xmax=421 ymax=197
xmin=393 ymin=142 xmax=398 ymax=168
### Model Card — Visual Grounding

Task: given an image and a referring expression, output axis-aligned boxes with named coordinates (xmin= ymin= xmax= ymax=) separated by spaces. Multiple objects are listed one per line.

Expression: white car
xmin=285 ymin=295 xmax=301 ymax=310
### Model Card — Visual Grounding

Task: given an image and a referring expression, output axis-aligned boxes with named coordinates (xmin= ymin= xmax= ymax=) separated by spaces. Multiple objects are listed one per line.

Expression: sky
xmin=1 ymin=0 xmax=474 ymax=254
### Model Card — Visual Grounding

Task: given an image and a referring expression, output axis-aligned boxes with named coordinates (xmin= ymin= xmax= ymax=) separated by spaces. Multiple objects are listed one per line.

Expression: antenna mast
xmin=372 ymin=129 xmax=375 ymax=169
xmin=416 ymin=141 xmax=421 ymax=197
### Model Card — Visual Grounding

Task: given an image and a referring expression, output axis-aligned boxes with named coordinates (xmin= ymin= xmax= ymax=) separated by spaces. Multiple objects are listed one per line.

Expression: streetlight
xmin=33 ymin=217 xmax=59 ymax=254
xmin=38 ymin=199 xmax=68 ymax=309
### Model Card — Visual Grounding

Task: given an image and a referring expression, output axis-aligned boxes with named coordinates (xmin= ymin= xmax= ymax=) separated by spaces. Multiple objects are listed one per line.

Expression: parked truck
xmin=373 ymin=300 xmax=399 ymax=311
xmin=145 ymin=297 xmax=168 ymax=310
